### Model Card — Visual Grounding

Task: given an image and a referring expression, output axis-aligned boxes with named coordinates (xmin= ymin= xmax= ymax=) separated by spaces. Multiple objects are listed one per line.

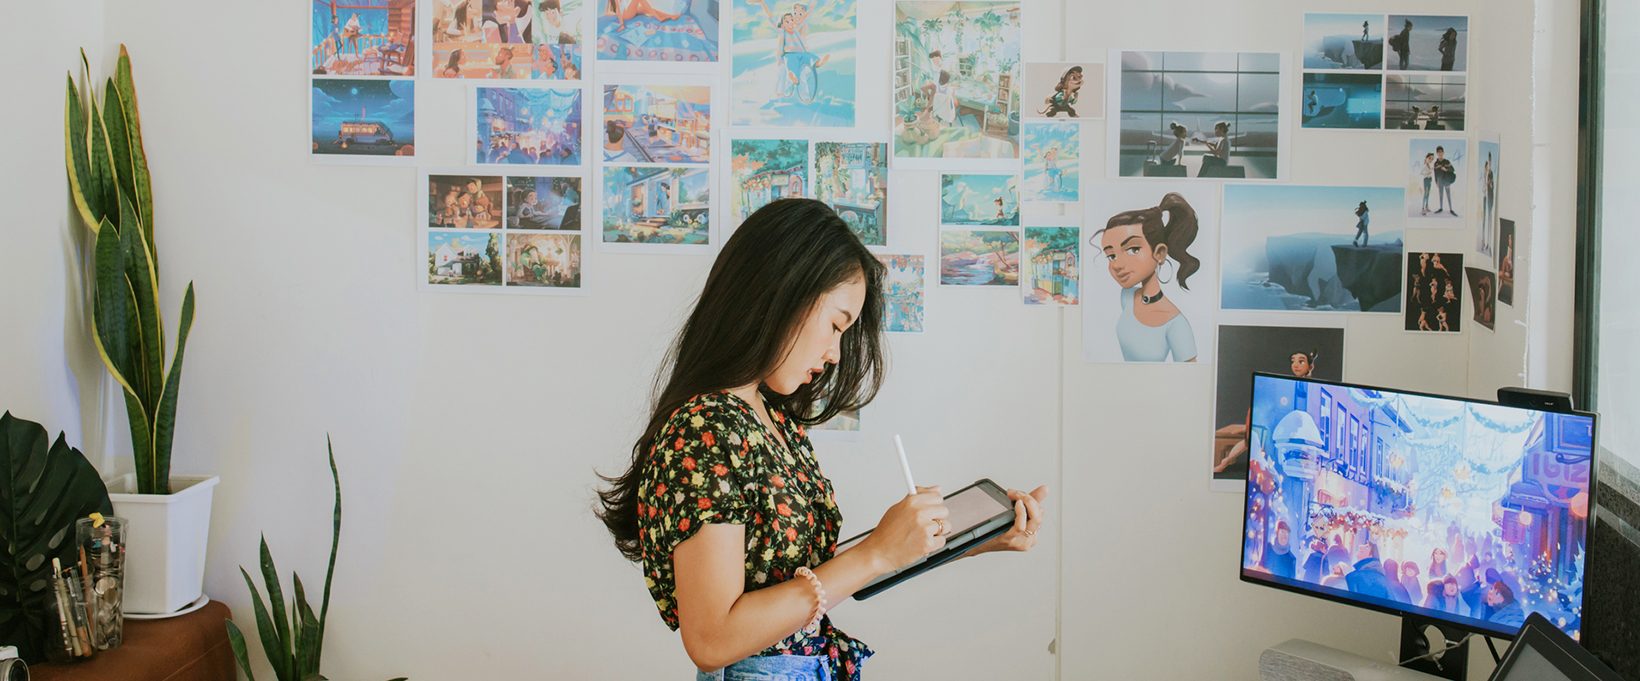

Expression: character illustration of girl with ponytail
xmin=1094 ymin=192 xmax=1201 ymax=362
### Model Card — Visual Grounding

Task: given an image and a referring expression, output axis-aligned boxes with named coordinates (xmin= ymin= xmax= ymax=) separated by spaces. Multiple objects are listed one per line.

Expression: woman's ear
xmin=1153 ymin=243 xmax=1169 ymax=264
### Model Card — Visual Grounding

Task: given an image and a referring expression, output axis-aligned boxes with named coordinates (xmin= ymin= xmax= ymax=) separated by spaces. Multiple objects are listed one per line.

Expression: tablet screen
xmin=944 ymin=485 xmax=1011 ymax=536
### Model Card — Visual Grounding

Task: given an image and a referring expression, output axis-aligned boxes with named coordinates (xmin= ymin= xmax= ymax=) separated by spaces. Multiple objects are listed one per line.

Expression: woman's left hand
xmin=964 ymin=486 xmax=1049 ymax=557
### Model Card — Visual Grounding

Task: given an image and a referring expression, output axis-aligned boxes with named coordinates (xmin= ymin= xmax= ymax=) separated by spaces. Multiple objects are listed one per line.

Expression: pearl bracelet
xmin=793 ymin=566 xmax=827 ymax=635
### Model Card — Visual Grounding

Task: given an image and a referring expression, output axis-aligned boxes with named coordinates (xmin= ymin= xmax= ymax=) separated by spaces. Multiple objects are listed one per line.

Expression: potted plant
xmin=65 ymin=46 xmax=212 ymax=616
xmin=226 ymin=440 xmax=407 ymax=681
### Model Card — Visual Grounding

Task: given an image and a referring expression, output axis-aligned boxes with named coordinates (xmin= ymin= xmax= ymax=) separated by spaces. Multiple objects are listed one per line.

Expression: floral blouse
xmin=637 ymin=391 xmax=874 ymax=680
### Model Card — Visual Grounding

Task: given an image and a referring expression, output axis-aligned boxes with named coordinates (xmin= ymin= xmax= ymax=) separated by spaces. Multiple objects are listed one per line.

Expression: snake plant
xmin=64 ymin=46 xmax=195 ymax=495
xmin=225 ymin=440 xmax=408 ymax=681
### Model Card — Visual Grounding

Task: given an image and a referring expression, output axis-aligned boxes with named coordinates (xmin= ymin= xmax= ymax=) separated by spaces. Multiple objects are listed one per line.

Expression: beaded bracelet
xmin=793 ymin=566 xmax=827 ymax=635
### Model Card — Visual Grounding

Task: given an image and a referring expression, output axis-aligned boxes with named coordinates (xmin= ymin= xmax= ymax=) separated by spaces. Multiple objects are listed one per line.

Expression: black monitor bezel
xmin=1237 ymin=372 xmax=1600 ymax=640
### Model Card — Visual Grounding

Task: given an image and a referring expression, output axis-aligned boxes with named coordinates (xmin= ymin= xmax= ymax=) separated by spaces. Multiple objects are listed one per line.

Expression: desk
xmin=30 ymin=600 xmax=236 ymax=681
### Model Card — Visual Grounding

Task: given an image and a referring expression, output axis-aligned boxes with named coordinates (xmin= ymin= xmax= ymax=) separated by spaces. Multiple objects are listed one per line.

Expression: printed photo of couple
xmin=730 ymin=0 xmax=858 ymax=127
xmin=1405 ymin=139 xmax=1465 ymax=227
xmin=1114 ymin=51 xmax=1283 ymax=179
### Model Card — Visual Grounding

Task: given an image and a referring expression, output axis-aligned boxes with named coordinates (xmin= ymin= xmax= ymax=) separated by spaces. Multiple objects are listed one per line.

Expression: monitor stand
xmin=1399 ymin=614 xmax=1470 ymax=681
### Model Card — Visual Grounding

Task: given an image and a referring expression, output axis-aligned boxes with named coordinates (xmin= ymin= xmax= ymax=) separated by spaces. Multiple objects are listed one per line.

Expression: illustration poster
xmin=601 ymin=166 xmax=712 ymax=248
xmin=1220 ymin=184 xmax=1405 ymax=314
xmin=429 ymin=175 xmax=504 ymax=229
xmin=1498 ymin=219 xmax=1515 ymax=306
xmin=892 ymin=1 xmax=1023 ymax=168
xmin=1301 ymin=14 xmax=1468 ymax=131
xmin=506 ymin=233 xmax=583 ymax=288
xmin=600 ymin=83 xmax=713 ymax=164
xmin=877 ymin=254 xmax=925 ymax=332
xmin=311 ymin=78 xmax=415 ymax=164
xmin=428 ymin=231 xmax=501 ymax=287
xmin=311 ymin=0 xmax=417 ymax=76
xmin=1211 ymin=321 xmax=1344 ymax=489
xmin=1021 ymin=225 xmax=1079 ymax=306
xmin=939 ymin=230 xmax=1019 ymax=287
xmin=1082 ymin=182 xmax=1218 ymax=363
xmin=597 ymin=0 xmax=720 ymax=63
xmin=1477 ymin=132 xmax=1501 ymax=260
xmin=729 ymin=138 xmax=809 ymax=232
xmin=1022 ymin=121 xmax=1079 ymax=203
xmin=506 ymin=176 xmax=583 ymax=230
xmin=731 ymin=0 xmax=857 ymax=127
xmin=1022 ymin=61 xmax=1102 ymax=120
xmin=1404 ymin=252 xmax=1464 ymax=333
xmin=1300 ymin=73 xmax=1382 ymax=130
xmin=474 ymin=86 xmax=584 ymax=166
xmin=808 ymin=399 xmax=860 ymax=441
xmin=1464 ymin=266 xmax=1497 ymax=332
xmin=1406 ymin=138 xmax=1466 ymax=228
xmin=940 ymin=174 xmax=1018 ymax=226
xmin=814 ymin=140 xmax=888 ymax=247
xmin=1302 ymin=14 xmax=1383 ymax=71
xmin=431 ymin=0 xmax=583 ymax=79
xmin=1109 ymin=50 xmax=1289 ymax=180
xmin=421 ymin=169 xmax=588 ymax=295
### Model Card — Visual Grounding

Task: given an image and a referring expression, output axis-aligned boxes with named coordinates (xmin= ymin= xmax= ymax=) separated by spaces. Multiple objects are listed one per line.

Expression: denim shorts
xmin=695 ymin=654 xmax=832 ymax=681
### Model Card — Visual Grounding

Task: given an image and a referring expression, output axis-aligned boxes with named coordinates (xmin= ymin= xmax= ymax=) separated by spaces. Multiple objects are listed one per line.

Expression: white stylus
xmin=894 ymin=434 xmax=918 ymax=497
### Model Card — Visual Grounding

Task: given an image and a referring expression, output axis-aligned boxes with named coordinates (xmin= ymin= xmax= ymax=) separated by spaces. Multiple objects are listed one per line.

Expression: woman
xmin=1419 ymin=152 xmax=1435 ymax=215
xmin=1159 ymin=122 xmax=1186 ymax=165
xmin=596 ymin=199 xmax=1048 ymax=680
xmin=1094 ymin=193 xmax=1201 ymax=362
xmin=1290 ymin=350 xmax=1317 ymax=379
xmin=1439 ymin=27 xmax=1459 ymax=71
xmin=1352 ymin=201 xmax=1370 ymax=247
xmin=1037 ymin=65 xmax=1084 ymax=118
xmin=1200 ymin=122 xmax=1231 ymax=170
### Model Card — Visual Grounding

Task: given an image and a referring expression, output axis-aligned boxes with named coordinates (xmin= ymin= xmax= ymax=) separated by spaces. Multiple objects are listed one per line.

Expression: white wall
xmin=0 ymin=0 xmax=1588 ymax=679
xmin=1 ymin=3 xmax=107 ymax=463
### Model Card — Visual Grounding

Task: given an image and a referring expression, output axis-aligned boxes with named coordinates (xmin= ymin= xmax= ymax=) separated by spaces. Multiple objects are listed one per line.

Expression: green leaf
xmin=150 ymin=283 xmax=194 ymax=495
xmin=225 ymin=619 xmax=258 ymax=681
xmin=102 ymin=79 xmax=138 ymax=233
xmin=117 ymin=189 xmax=162 ymax=410
xmin=259 ymin=536 xmax=293 ymax=675
xmin=86 ymin=95 xmax=118 ymax=232
xmin=317 ymin=440 xmax=341 ymax=663
xmin=240 ymin=566 xmax=294 ymax=681
xmin=0 ymin=413 xmax=114 ymax=664
xmin=65 ymin=72 xmax=99 ymax=230
xmin=114 ymin=45 xmax=156 ymax=267
xmin=292 ymin=573 xmax=321 ymax=676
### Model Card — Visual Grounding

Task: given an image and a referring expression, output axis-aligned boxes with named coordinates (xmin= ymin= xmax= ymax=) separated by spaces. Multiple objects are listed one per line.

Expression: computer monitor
xmin=1239 ymin=374 xmax=1597 ymax=642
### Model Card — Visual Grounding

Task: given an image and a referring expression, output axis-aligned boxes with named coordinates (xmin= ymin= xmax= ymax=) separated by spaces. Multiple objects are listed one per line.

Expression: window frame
xmin=1574 ymin=0 xmax=1605 ymax=409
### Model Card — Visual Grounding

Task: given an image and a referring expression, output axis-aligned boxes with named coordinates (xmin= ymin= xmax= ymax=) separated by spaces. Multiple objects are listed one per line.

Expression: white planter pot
xmin=107 ymin=474 xmax=220 ymax=615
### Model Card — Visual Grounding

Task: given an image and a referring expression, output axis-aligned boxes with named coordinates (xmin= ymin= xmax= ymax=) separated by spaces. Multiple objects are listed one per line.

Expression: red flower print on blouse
xmin=679 ymin=518 xmax=691 ymax=532
xmin=713 ymin=464 xmax=729 ymax=476
xmin=682 ymin=457 xmax=696 ymax=471
xmin=698 ymin=498 xmax=712 ymax=510
xmin=675 ymin=437 xmax=685 ymax=451
xmin=786 ymin=527 xmax=798 ymax=541
xmin=777 ymin=502 xmax=793 ymax=517
xmin=702 ymin=431 xmax=716 ymax=447
xmin=797 ymin=472 xmax=809 ymax=483
xmin=771 ymin=475 xmax=786 ymax=488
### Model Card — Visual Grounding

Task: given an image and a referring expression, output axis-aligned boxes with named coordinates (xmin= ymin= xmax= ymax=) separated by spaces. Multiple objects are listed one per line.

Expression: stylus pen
xmin=893 ymin=434 xmax=917 ymax=497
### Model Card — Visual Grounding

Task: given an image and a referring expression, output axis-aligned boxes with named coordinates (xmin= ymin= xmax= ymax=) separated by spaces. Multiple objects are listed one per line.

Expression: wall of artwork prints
xmin=5 ymin=0 xmax=1577 ymax=680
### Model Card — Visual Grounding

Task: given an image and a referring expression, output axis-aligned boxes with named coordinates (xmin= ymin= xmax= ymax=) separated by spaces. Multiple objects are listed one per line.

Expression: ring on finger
xmin=1023 ymin=529 xmax=1036 ymax=537
xmin=934 ymin=518 xmax=948 ymax=535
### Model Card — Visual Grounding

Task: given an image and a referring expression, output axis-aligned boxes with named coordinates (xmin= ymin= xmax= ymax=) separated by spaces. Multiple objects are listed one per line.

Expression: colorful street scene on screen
xmin=1242 ymin=375 xmax=1594 ymax=639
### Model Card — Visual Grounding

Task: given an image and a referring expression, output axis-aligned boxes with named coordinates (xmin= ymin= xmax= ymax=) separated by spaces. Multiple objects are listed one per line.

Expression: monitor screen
xmin=1240 ymin=374 xmax=1596 ymax=639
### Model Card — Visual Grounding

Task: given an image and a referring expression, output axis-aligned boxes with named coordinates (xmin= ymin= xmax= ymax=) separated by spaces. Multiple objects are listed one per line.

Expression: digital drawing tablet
xmin=836 ymin=479 xmax=1017 ymax=600
xmin=1488 ymin=613 xmax=1625 ymax=681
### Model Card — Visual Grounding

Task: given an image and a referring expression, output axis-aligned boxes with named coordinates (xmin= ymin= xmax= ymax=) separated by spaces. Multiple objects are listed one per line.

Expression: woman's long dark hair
xmin=596 ymin=198 xmax=888 ymax=562
xmin=1102 ymin=192 xmax=1201 ymax=289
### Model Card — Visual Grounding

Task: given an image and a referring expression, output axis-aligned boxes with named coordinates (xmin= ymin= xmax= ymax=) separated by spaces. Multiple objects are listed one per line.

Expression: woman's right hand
xmin=860 ymin=486 xmax=948 ymax=574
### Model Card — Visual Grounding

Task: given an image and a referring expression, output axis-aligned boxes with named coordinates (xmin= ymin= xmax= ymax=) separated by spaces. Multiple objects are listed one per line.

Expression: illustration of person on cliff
xmin=1352 ymin=201 xmax=1370 ymax=247
xmin=1038 ymin=65 xmax=1084 ymax=118
xmin=1093 ymin=192 xmax=1201 ymax=362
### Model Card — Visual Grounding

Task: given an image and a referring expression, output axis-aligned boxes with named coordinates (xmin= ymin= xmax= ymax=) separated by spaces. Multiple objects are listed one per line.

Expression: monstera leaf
xmin=0 ymin=412 xmax=114 ymax=663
